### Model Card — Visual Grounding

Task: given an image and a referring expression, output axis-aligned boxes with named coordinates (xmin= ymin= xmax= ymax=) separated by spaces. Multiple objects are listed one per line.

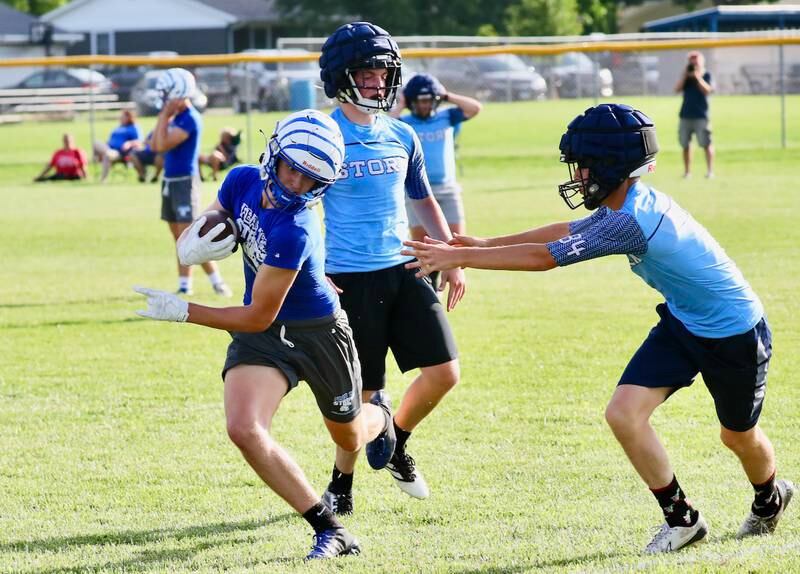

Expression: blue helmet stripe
xmin=280 ymin=143 xmax=338 ymax=177
xmin=278 ymin=128 xmax=344 ymax=163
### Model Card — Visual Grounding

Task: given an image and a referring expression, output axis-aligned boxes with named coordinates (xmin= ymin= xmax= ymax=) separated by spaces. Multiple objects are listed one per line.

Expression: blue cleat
xmin=305 ymin=527 xmax=361 ymax=560
xmin=365 ymin=390 xmax=396 ymax=470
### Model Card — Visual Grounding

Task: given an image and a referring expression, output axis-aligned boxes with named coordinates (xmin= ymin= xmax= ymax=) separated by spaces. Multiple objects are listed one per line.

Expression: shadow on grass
xmin=0 ymin=295 xmax=138 ymax=309
xmin=6 ymin=514 xmax=298 ymax=573
xmin=451 ymin=549 xmax=625 ymax=573
xmin=1 ymin=317 xmax=141 ymax=330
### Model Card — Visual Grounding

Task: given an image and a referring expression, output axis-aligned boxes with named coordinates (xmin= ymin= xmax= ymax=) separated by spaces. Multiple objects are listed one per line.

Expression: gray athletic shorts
xmin=221 ymin=310 xmax=363 ymax=423
xmin=679 ymin=118 xmax=712 ymax=149
xmin=406 ymin=182 xmax=465 ymax=227
xmin=161 ymin=176 xmax=200 ymax=223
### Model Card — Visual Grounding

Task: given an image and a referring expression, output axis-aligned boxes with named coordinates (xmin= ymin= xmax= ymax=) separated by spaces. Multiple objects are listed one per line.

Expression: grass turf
xmin=1 ymin=96 xmax=799 ymax=573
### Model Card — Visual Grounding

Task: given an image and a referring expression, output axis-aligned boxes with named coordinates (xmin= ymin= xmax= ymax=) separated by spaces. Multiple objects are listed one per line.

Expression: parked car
xmin=131 ymin=70 xmax=208 ymax=116
xmin=14 ymin=68 xmax=112 ymax=92
xmin=106 ymin=69 xmax=145 ymax=102
xmin=422 ymin=54 xmax=547 ymax=102
xmin=194 ymin=66 xmax=232 ymax=109
xmin=228 ymin=49 xmax=320 ymax=113
xmin=530 ymin=52 xmax=613 ymax=99
xmin=605 ymin=53 xmax=660 ymax=96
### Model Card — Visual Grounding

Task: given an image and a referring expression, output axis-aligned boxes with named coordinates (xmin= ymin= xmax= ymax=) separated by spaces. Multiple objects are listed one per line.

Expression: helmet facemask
xmin=409 ymin=93 xmax=440 ymax=119
xmin=339 ymin=54 xmax=402 ymax=114
xmin=558 ymin=159 xmax=613 ymax=210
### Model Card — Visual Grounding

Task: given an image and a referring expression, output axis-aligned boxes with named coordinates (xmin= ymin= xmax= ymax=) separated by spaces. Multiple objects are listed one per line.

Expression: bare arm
xmin=403 ymin=238 xmax=557 ymax=273
xmin=483 ymin=222 xmax=571 ymax=247
xmin=151 ymin=100 xmax=189 ymax=153
xmin=694 ymin=72 xmax=713 ymax=95
xmin=34 ymin=162 xmax=53 ymax=181
xmin=445 ymin=91 xmax=482 ymax=119
xmin=674 ymin=72 xmax=687 ymax=93
xmin=410 ymin=195 xmax=453 ymax=242
xmin=187 ymin=264 xmax=296 ymax=332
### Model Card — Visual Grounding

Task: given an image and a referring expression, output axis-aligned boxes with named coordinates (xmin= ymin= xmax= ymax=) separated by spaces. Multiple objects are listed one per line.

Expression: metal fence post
xmin=245 ymin=70 xmax=253 ymax=163
xmin=779 ymin=42 xmax=786 ymax=149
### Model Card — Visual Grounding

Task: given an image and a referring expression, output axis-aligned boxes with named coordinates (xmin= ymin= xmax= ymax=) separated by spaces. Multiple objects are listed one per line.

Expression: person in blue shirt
xmin=151 ymin=68 xmax=231 ymax=298
xmin=403 ymin=104 xmax=793 ymax=554
xmin=394 ymin=74 xmax=482 ymax=243
xmin=675 ymin=51 xmax=714 ymax=179
xmin=318 ymin=22 xmax=466 ymax=512
xmin=130 ymin=130 xmax=163 ymax=183
xmin=93 ymin=109 xmax=141 ymax=182
xmin=134 ymin=109 xmax=397 ymax=560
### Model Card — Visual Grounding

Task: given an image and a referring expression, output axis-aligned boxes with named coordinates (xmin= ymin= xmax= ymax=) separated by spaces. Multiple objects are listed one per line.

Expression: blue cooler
xmin=289 ymin=80 xmax=316 ymax=110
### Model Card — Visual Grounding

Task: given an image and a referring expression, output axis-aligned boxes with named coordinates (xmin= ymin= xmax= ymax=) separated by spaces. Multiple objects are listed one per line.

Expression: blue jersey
xmin=217 ymin=166 xmax=338 ymax=322
xmin=546 ymin=182 xmax=763 ymax=338
xmin=107 ymin=123 xmax=141 ymax=152
xmin=164 ymin=105 xmax=201 ymax=177
xmin=322 ymin=107 xmax=431 ymax=273
xmin=400 ymin=107 xmax=466 ymax=185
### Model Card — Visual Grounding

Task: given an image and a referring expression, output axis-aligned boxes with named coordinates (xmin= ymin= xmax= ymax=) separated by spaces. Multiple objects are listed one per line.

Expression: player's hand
xmin=177 ymin=216 xmax=236 ymax=266
xmin=440 ymin=267 xmax=466 ymax=311
xmin=162 ymin=98 xmax=183 ymax=116
xmin=449 ymin=233 xmax=488 ymax=248
xmin=402 ymin=236 xmax=461 ymax=274
xmin=133 ymin=286 xmax=189 ymax=322
xmin=326 ymin=276 xmax=343 ymax=294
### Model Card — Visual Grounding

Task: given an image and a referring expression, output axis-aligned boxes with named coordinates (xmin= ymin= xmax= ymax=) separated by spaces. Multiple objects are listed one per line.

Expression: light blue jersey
xmin=323 ymin=107 xmax=431 ymax=273
xmin=547 ymin=182 xmax=763 ymax=338
xmin=400 ymin=107 xmax=466 ymax=185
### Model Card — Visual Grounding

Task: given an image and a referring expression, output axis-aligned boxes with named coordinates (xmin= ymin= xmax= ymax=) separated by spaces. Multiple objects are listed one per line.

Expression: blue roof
xmin=643 ymin=5 xmax=800 ymax=32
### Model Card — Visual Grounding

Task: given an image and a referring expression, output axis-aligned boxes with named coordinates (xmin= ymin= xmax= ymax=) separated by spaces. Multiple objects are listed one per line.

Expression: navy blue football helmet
xmin=403 ymin=74 xmax=446 ymax=118
xmin=319 ymin=21 xmax=402 ymax=115
xmin=558 ymin=103 xmax=659 ymax=210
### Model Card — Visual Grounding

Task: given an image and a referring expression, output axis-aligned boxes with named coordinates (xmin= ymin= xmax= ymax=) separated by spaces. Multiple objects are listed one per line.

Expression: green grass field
xmin=1 ymin=96 xmax=799 ymax=573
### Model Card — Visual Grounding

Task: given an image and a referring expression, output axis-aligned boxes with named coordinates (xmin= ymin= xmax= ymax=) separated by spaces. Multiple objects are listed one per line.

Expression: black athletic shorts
xmin=160 ymin=176 xmax=200 ymax=223
xmin=221 ymin=310 xmax=362 ymax=423
xmin=328 ymin=262 xmax=458 ymax=392
xmin=619 ymin=303 xmax=772 ymax=432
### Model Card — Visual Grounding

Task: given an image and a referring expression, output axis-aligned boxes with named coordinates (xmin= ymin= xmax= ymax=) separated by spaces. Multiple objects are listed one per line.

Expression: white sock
xmin=179 ymin=276 xmax=192 ymax=290
xmin=208 ymin=271 xmax=224 ymax=286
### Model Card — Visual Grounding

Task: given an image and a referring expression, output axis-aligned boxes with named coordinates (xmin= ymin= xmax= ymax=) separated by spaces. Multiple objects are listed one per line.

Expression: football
xmin=199 ymin=210 xmax=239 ymax=252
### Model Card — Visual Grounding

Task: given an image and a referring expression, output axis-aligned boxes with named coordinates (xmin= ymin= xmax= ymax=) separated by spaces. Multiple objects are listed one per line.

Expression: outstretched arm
xmin=403 ymin=237 xmax=557 ymax=274
xmin=135 ymin=263 xmax=296 ymax=332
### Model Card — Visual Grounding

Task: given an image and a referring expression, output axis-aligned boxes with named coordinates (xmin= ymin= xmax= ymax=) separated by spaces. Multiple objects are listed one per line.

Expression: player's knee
xmin=429 ymin=361 xmax=460 ymax=392
xmin=332 ymin=430 xmax=362 ymax=453
xmin=720 ymin=426 xmax=757 ymax=453
xmin=226 ymin=418 xmax=265 ymax=450
xmin=604 ymin=401 xmax=641 ymax=434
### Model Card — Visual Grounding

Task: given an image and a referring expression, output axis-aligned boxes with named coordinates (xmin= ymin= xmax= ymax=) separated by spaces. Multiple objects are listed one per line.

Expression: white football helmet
xmin=259 ymin=109 xmax=344 ymax=211
xmin=154 ymin=68 xmax=197 ymax=109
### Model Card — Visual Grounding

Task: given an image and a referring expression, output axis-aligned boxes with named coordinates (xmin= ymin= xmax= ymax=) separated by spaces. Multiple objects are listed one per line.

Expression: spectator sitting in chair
xmin=34 ymin=133 xmax=88 ymax=182
xmin=93 ymin=109 xmax=142 ymax=182
xmin=130 ymin=130 xmax=163 ymax=183
xmin=198 ymin=127 xmax=241 ymax=181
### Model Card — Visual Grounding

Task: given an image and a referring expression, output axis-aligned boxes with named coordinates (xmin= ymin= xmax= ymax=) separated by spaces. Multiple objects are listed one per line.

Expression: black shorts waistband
xmin=271 ymin=308 xmax=343 ymax=330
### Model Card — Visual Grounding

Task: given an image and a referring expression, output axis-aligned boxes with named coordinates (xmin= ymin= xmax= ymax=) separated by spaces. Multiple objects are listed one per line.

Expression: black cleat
xmin=365 ymin=390 xmax=396 ymax=470
xmin=322 ymin=487 xmax=354 ymax=516
xmin=305 ymin=527 xmax=361 ymax=560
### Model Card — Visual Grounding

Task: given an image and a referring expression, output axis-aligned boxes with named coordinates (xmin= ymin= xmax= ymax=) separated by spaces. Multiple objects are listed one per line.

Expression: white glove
xmin=134 ymin=286 xmax=189 ymax=322
xmin=177 ymin=216 xmax=237 ymax=266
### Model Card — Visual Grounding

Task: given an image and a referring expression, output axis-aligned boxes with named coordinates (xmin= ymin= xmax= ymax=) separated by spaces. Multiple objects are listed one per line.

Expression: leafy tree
xmin=504 ymin=0 xmax=583 ymax=36
xmin=0 ymin=0 xmax=69 ymax=16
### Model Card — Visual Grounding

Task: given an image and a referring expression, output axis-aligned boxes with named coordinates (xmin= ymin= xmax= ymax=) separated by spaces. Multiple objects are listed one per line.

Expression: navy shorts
xmin=619 ymin=303 xmax=772 ymax=432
